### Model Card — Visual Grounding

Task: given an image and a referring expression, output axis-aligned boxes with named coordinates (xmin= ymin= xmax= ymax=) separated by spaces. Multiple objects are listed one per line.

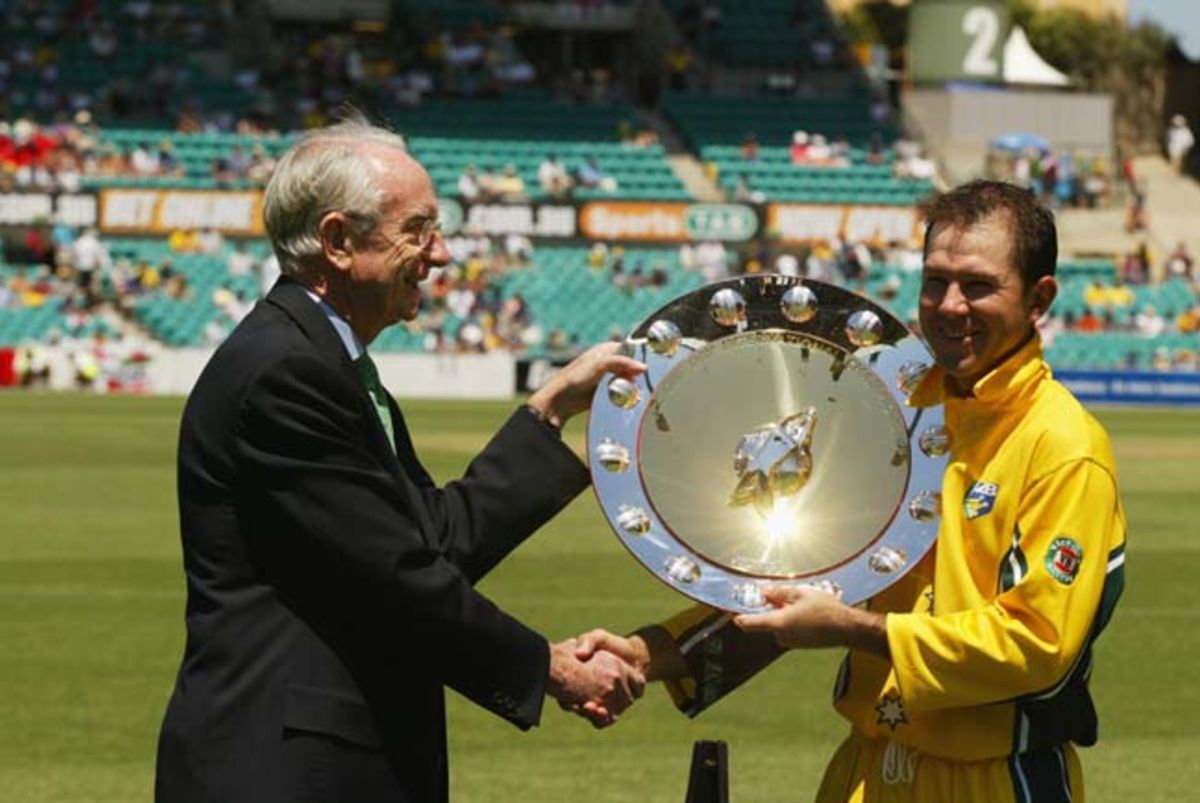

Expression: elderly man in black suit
xmin=155 ymin=117 xmax=645 ymax=803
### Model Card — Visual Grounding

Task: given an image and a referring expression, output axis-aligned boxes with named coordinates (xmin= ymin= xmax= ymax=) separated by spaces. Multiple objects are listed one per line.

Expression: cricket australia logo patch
xmin=1045 ymin=537 xmax=1084 ymax=585
xmin=875 ymin=692 xmax=908 ymax=730
xmin=963 ymin=481 xmax=998 ymax=520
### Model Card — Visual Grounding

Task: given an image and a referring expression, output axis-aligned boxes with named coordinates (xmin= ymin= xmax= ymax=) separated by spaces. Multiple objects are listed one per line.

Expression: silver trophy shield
xmin=588 ymin=275 xmax=949 ymax=613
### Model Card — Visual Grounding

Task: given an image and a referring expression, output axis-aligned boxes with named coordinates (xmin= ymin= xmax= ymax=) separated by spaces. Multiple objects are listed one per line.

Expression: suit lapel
xmin=264 ymin=278 xmax=438 ymax=541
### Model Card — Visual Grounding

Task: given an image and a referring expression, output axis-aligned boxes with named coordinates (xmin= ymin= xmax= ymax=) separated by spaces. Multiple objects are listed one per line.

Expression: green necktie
xmin=355 ymin=352 xmax=395 ymax=452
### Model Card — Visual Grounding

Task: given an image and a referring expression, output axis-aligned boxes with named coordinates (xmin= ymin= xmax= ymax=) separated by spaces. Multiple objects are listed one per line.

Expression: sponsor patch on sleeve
xmin=963 ymin=480 xmax=998 ymax=520
xmin=1045 ymin=537 xmax=1084 ymax=585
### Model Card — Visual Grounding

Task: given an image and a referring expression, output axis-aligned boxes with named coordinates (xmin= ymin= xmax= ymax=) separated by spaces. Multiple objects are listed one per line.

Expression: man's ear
xmin=1028 ymin=275 xmax=1058 ymax=322
xmin=317 ymin=212 xmax=354 ymax=271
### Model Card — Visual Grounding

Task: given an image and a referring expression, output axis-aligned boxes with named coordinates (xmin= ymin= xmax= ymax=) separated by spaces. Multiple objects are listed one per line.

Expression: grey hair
xmin=262 ymin=116 xmax=408 ymax=275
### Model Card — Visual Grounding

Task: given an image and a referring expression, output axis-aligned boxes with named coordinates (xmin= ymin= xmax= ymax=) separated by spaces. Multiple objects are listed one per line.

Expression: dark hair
xmin=919 ymin=180 xmax=1057 ymax=288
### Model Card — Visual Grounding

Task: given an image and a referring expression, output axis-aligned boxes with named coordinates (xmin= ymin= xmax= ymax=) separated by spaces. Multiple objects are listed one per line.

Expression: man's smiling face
xmin=919 ymin=213 xmax=1052 ymax=394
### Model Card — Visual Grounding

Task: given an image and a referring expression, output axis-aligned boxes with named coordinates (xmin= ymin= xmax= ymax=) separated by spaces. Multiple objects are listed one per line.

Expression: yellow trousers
xmin=815 ymin=732 xmax=1084 ymax=803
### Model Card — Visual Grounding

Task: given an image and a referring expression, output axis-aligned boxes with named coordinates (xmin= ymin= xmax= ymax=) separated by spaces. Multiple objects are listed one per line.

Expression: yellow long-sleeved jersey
xmin=835 ymin=336 xmax=1126 ymax=760
xmin=658 ymin=337 xmax=1126 ymax=762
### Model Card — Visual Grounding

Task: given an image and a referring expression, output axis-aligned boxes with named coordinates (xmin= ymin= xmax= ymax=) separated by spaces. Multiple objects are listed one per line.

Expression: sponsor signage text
xmin=767 ymin=204 xmax=921 ymax=244
xmin=0 ymin=193 xmax=97 ymax=227
xmin=99 ymin=189 xmax=265 ymax=235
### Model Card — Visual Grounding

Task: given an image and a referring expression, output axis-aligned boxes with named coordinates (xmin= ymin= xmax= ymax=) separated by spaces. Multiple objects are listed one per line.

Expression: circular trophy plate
xmin=588 ymin=275 xmax=949 ymax=613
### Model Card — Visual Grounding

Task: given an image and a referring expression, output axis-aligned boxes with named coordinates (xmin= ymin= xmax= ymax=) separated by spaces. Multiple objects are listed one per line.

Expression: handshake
xmin=541 ymin=584 xmax=881 ymax=728
xmin=545 ymin=628 xmax=660 ymax=729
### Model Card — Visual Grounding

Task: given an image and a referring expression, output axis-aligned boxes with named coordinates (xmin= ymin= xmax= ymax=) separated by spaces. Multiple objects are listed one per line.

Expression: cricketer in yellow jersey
xmin=575 ymin=181 xmax=1126 ymax=803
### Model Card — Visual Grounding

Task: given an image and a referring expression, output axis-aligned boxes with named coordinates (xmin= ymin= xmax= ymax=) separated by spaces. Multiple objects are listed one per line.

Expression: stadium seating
xmin=664 ymin=93 xmax=928 ymax=206
xmin=498 ymin=246 xmax=706 ymax=349
xmin=1045 ymin=330 xmax=1200 ymax=371
xmin=664 ymin=0 xmax=840 ymax=68
xmin=1 ymin=0 xmax=240 ymax=123
xmin=0 ymin=265 xmax=119 ymax=345
xmin=410 ymin=136 xmax=689 ymax=201
xmin=389 ymin=95 xmax=634 ymax=141
xmin=8 ymin=232 xmax=1196 ymax=370
xmin=666 ymin=92 xmax=897 ymax=149
xmin=401 ymin=0 xmax=504 ymax=30
xmin=87 ymin=117 xmax=691 ymax=200
xmin=372 ymin=246 xmax=707 ymax=353
xmin=704 ymin=145 xmax=933 ymax=205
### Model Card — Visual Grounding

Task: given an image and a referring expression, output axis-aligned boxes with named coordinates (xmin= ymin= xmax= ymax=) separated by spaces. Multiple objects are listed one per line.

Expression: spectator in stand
xmin=806 ymin=134 xmax=832 ymax=166
xmin=1166 ymin=114 xmax=1194 ymax=175
xmin=1073 ymin=308 xmax=1100 ymax=332
xmin=257 ymin=253 xmax=281 ymax=298
xmin=1177 ymin=304 xmax=1200 ymax=335
xmin=165 ymin=273 xmax=191 ymax=301
xmin=458 ymin=164 xmax=483 ymax=203
xmin=130 ymin=141 xmax=160 ymax=176
xmin=545 ymin=327 xmax=577 ymax=358
xmin=496 ymin=164 xmax=529 ymax=202
xmin=574 ymin=156 xmax=615 ymax=192
xmin=866 ymin=131 xmax=886 ymax=166
xmin=69 ymin=228 xmax=111 ymax=299
xmin=1134 ymin=304 xmax=1166 ymax=338
xmin=168 ymin=228 xmax=200 ymax=253
xmin=701 ymin=0 xmax=723 ymax=34
xmin=1123 ymin=243 xmax=1151 ymax=285
xmin=877 ymin=273 xmax=903 ymax=305
xmin=608 ymin=245 xmax=627 ymax=283
xmin=774 ymin=251 xmax=800 ymax=277
xmin=839 ymin=239 xmax=870 ymax=289
xmin=227 ymin=144 xmax=251 ymax=176
xmin=811 ymin=35 xmax=834 ymax=66
xmin=1082 ymin=160 xmax=1108 ymax=209
xmin=157 ymin=140 xmax=185 ymax=178
xmin=1012 ymin=150 xmax=1031 ymax=189
xmin=1125 ymin=184 xmax=1148 ymax=233
xmin=733 ymin=174 xmax=765 ymax=204
xmin=537 ymin=154 xmax=572 ymax=199
xmin=790 ymin=131 xmax=809 ymax=166
xmin=696 ymin=240 xmax=728 ymax=283
xmin=445 ymin=277 xmax=477 ymax=320
xmin=504 ymin=232 xmax=532 ymax=266
xmin=196 ymin=227 xmax=225 ymax=256
xmin=649 ymin=261 xmax=668 ymax=288
xmin=806 ymin=241 xmax=840 ymax=284
xmin=887 ymin=238 xmax=924 ymax=273
xmin=1151 ymin=346 xmax=1173 ymax=371
xmin=1119 ymin=150 xmax=1137 ymax=195
xmin=1083 ymin=280 xmax=1133 ymax=311
xmin=497 ymin=292 xmax=536 ymax=350
xmin=665 ymin=42 xmax=693 ymax=91
xmin=1165 ymin=242 xmax=1194 ymax=281
xmin=245 ymin=144 xmax=276 ymax=187
xmin=1040 ymin=154 xmax=1059 ymax=203
xmin=212 ymin=155 xmax=238 ymax=188
xmin=678 ymin=242 xmax=698 ymax=272
xmin=227 ymin=242 xmax=258 ymax=277
xmin=740 ymin=131 xmax=759 ymax=161
xmin=830 ymin=136 xmax=851 ymax=164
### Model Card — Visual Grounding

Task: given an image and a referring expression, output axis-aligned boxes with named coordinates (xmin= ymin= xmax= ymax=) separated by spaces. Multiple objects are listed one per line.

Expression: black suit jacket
xmin=156 ymin=279 xmax=590 ymax=802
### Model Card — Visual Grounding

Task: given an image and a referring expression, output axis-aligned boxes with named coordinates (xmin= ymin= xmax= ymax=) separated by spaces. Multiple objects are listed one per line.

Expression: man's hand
xmin=573 ymin=626 xmax=687 ymax=683
xmin=733 ymin=586 xmax=890 ymax=657
xmin=546 ymin=638 xmax=645 ymax=728
xmin=528 ymin=342 xmax=645 ymax=428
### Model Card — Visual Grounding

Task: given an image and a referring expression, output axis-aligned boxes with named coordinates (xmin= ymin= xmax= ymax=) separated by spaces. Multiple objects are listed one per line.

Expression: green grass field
xmin=1 ymin=394 xmax=1197 ymax=802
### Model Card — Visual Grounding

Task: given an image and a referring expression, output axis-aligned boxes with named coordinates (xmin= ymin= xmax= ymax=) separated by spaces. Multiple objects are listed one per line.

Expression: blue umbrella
xmin=991 ymin=132 xmax=1051 ymax=153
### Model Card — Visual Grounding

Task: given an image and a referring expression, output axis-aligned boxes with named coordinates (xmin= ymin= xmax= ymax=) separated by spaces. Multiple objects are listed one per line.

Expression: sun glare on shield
xmin=762 ymin=499 xmax=799 ymax=549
